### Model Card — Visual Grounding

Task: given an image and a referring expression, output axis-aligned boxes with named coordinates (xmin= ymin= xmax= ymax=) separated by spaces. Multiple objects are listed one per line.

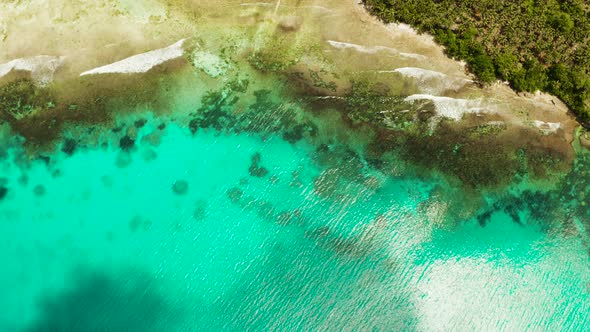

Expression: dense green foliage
xmin=363 ymin=0 xmax=590 ymax=124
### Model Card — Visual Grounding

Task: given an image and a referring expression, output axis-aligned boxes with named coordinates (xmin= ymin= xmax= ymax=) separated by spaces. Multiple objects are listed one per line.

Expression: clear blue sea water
xmin=0 ymin=111 xmax=589 ymax=331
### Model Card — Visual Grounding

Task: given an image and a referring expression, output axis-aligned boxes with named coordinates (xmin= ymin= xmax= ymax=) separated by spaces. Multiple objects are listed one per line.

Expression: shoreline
xmin=360 ymin=0 xmax=590 ymax=129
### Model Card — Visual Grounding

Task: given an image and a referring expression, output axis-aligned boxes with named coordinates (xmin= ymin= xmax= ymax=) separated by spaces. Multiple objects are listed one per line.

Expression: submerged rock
xmin=143 ymin=131 xmax=162 ymax=147
xmin=172 ymin=180 xmax=189 ymax=195
xmin=249 ymin=165 xmax=268 ymax=177
xmin=141 ymin=148 xmax=158 ymax=162
xmin=126 ymin=127 xmax=138 ymax=141
xmin=276 ymin=211 xmax=293 ymax=225
xmin=115 ymin=152 xmax=132 ymax=168
xmin=134 ymin=119 xmax=147 ymax=128
xmin=248 ymin=152 xmax=268 ymax=177
xmin=129 ymin=215 xmax=152 ymax=232
xmin=119 ymin=135 xmax=135 ymax=151
xmin=193 ymin=200 xmax=207 ymax=220
xmin=61 ymin=138 xmax=77 ymax=156
xmin=33 ymin=184 xmax=46 ymax=197
xmin=37 ymin=155 xmax=51 ymax=166
xmin=227 ymin=187 xmax=243 ymax=203
xmin=189 ymin=119 xmax=199 ymax=135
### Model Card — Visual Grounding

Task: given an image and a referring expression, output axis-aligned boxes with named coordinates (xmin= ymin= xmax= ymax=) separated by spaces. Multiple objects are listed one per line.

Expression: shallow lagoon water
xmin=1 ymin=111 xmax=588 ymax=331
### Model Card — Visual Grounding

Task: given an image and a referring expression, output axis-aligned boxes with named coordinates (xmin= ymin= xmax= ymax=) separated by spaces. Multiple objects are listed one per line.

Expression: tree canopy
xmin=363 ymin=0 xmax=590 ymax=124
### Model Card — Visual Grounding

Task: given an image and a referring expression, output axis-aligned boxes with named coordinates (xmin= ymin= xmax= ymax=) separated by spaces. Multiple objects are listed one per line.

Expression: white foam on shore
xmin=0 ymin=55 xmax=64 ymax=85
xmin=389 ymin=67 xmax=447 ymax=80
xmin=398 ymin=52 xmax=427 ymax=60
xmin=533 ymin=120 xmax=561 ymax=134
xmin=302 ymin=5 xmax=334 ymax=13
xmin=404 ymin=94 xmax=488 ymax=121
xmin=486 ymin=121 xmax=506 ymax=127
xmin=240 ymin=3 xmax=332 ymax=13
xmin=327 ymin=40 xmax=392 ymax=54
xmin=327 ymin=40 xmax=425 ymax=60
xmin=385 ymin=23 xmax=438 ymax=48
xmin=385 ymin=67 xmax=472 ymax=94
xmin=240 ymin=2 xmax=273 ymax=7
xmin=80 ymin=39 xmax=186 ymax=76
xmin=391 ymin=23 xmax=418 ymax=35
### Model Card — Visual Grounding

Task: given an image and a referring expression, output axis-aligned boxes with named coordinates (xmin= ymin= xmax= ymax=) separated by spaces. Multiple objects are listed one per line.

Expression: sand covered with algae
xmin=0 ymin=0 xmax=583 ymax=191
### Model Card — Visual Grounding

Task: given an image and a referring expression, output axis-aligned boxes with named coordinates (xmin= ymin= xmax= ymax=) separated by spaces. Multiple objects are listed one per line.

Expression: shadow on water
xmin=23 ymin=268 xmax=183 ymax=332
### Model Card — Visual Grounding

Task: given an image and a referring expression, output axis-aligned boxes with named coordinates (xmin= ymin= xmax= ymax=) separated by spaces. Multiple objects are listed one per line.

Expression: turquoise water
xmin=1 ymin=111 xmax=589 ymax=331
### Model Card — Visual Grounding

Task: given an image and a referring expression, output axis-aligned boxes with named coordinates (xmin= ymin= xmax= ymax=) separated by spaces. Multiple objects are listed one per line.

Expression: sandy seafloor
xmin=0 ymin=0 xmax=589 ymax=331
xmin=0 ymin=112 xmax=588 ymax=331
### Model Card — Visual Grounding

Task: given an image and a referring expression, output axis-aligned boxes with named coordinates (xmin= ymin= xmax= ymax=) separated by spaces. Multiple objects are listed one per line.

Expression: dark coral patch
xmin=0 ymin=186 xmax=7 ymax=200
xmin=37 ymin=155 xmax=51 ymax=165
xmin=134 ymin=119 xmax=147 ymax=128
xmin=129 ymin=215 xmax=152 ymax=232
xmin=248 ymin=152 xmax=269 ymax=177
xmin=193 ymin=200 xmax=207 ymax=220
xmin=33 ymin=185 xmax=46 ymax=197
xmin=172 ymin=180 xmax=189 ymax=195
xmin=189 ymin=118 xmax=199 ymax=135
xmin=281 ymin=124 xmax=305 ymax=143
xmin=115 ymin=152 xmax=132 ymax=168
xmin=61 ymin=138 xmax=77 ymax=156
xmin=305 ymin=226 xmax=331 ymax=239
xmin=119 ymin=135 xmax=135 ymax=151
xmin=184 ymin=86 xmax=317 ymax=144
xmin=227 ymin=187 xmax=243 ymax=203
xmin=476 ymin=210 xmax=493 ymax=227
xmin=248 ymin=165 xmax=268 ymax=178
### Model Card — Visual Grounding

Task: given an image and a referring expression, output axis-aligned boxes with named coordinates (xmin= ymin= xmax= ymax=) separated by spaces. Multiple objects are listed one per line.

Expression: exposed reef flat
xmin=0 ymin=0 xmax=586 ymax=225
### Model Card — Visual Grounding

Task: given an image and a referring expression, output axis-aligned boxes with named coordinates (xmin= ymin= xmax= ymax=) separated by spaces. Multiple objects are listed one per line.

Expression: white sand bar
xmin=0 ymin=55 xmax=64 ymax=85
xmin=80 ymin=39 xmax=186 ymax=76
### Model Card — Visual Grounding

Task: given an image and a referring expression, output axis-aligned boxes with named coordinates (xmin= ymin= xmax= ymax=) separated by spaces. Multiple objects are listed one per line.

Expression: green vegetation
xmin=345 ymin=80 xmax=405 ymax=124
xmin=0 ymin=79 xmax=53 ymax=121
xmin=247 ymin=37 xmax=303 ymax=73
xmin=308 ymin=69 xmax=338 ymax=92
xmin=363 ymin=0 xmax=590 ymax=124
